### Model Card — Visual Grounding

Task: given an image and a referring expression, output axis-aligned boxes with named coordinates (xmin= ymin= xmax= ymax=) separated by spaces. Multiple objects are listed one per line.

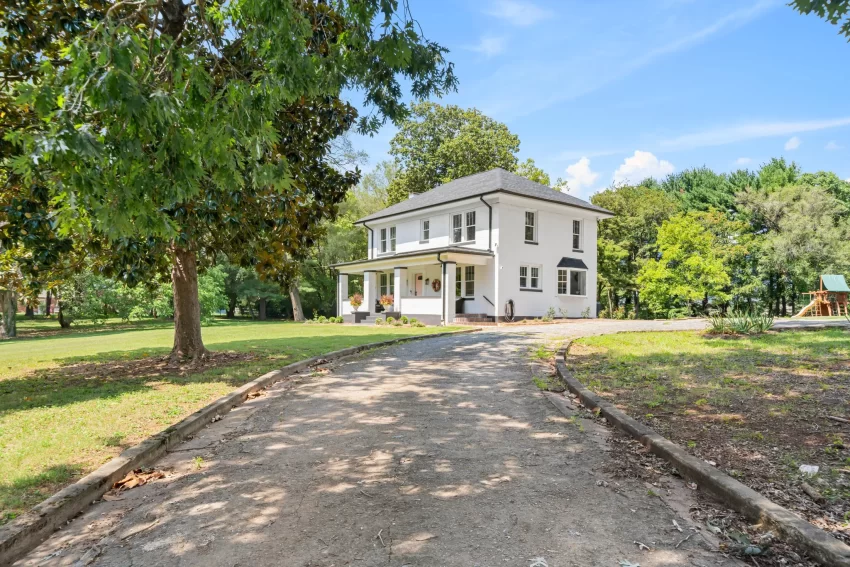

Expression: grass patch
xmin=0 ymin=317 xmax=457 ymax=522
xmin=570 ymin=328 xmax=850 ymax=543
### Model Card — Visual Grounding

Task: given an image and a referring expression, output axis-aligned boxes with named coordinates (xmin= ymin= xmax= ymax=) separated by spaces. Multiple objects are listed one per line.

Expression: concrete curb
xmin=552 ymin=341 xmax=850 ymax=567
xmin=0 ymin=328 xmax=479 ymax=565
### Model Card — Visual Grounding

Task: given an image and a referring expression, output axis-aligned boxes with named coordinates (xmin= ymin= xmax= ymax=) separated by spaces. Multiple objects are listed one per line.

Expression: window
xmin=557 ymin=269 xmax=568 ymax=295
xmin=525 ymin=211 xmax=537 ymax=242
xmin=520 ymin=265 xmax=541 ymax=290
xmin=380 ymin=228 xmax=387 ymax=253
xmin=390 ymin=226 xmax=396 ymax=252
xmin=455 ymin=265 xmax=474 ymax=297
xmin=379 ymin=227 xmax=396 ymax=254
xmin=452 ymin=213 xmax=463 ymax=243
xmin=421 ymin=219 xmax=430 ymax=242
xmin=451 ymin=211 xmax=476 ymax=244
xmin=464 ymin=266 xmax=475 ymax=297
xmin=572 ymin=220 xmax=582 ymax=250
xmin=570 ymin=270 xmax=587 ymax=296
xmin=379 ymin=273 xmax=394 ymax=297
xmin=465 ymin=211 xmax=476 ymax=242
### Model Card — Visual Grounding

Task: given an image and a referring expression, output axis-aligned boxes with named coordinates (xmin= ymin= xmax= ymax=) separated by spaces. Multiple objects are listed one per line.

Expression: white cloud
xmin=613 ymin=151 xmax=675 ymax=185
xmin=826 ymin=140 xmax=842 ymax=151
xmin=485 ymin=0 xmax=550 ymax=27
xmin=659 ymin=117 xmax=850 ymax=151
xmin=562 ymin=157 xmax=600 ymax=194
xmin=466 ymin=36 xmax=507 ymax=57
xmin=784 ymin=136 xmax=801 ymax=151
xmin=735 ymin=157 xmax=752 ymax=166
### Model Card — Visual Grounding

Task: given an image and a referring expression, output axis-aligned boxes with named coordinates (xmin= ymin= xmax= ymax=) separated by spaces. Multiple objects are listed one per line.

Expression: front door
xmin=414 ymin=273 xmax=424 ymax=296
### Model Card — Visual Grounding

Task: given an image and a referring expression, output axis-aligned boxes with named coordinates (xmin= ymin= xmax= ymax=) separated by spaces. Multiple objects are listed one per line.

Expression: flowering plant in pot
xmin=379 ymin=294 xmax=394 ymax=308
xmin=349 ymin=293 xmax=363 ymax=312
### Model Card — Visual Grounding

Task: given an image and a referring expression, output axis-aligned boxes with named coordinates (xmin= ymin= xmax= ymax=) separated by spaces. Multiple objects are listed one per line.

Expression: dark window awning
xmin=557 ymin=257 xmax=588 ymax=269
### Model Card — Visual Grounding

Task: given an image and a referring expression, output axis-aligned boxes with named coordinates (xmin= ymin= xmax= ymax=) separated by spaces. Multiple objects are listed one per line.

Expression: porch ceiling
xmin=333 ymin=247 xmax=494 ymax=274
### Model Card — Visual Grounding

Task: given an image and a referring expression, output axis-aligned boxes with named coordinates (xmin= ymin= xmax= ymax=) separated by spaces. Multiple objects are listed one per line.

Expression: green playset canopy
xmin=820 ymin=275 xmax=850 ymax=293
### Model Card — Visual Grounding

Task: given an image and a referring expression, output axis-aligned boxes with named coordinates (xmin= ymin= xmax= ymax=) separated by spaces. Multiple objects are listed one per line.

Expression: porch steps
xmin=454 ymin=314 xmax=496 ymax=326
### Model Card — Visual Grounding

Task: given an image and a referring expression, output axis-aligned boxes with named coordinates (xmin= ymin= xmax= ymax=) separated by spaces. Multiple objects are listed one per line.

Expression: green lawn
xmin=569 ymin=329 xmax=850 ymax=540
xmin=1 ymin=317 xmax=457 ymax=523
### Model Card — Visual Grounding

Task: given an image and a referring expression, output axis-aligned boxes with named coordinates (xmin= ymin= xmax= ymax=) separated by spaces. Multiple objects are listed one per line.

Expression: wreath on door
xmin=431 ymin=278 xmax=442 ymax=292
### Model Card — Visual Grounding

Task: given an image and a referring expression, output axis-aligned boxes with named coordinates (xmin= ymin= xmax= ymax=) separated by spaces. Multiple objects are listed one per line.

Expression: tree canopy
xmin=386 ymin=102 xmax=546 ymax=203
xmin=2 ymin=0 xmax=456 ymax=356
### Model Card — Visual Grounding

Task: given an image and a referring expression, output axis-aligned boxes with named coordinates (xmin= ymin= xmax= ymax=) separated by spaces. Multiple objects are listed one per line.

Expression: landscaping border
xmin=0 ymin=328 xmax=479 ymax=565
xmin=551 ymin=341 xmax=850 ymax=567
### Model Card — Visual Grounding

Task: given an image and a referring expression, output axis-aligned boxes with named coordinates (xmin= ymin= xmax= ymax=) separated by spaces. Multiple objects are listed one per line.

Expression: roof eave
xmin=355 ymin=189 xmax=613 ymax=225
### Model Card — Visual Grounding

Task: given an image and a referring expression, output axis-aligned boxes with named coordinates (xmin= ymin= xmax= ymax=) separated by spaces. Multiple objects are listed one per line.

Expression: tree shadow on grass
xmin=0 ymin=463 xmax=84 ymax=525
xmin=0 ymin=331 xmax=449 ymax=417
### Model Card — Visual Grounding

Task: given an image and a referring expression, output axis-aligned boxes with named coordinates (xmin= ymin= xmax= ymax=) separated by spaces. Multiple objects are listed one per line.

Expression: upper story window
xmin=572 ymin=220 xmax=582 ymax=250
xmin=421 ymin=219 xmax=430 ymax=243
xmin=379 ymin=226 xmax=396 ymax=254
xmin=525 ymin=211 xmax=537 ymax=243
xmin=451 ymin=211 xmax=476 ymax=244
xmin=519 ymin=265 xmax=541 ymax=290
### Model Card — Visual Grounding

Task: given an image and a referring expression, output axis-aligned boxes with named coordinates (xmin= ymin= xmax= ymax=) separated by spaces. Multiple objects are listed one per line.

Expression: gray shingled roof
xmin=356 ymin=168 xmax=612 ymax=224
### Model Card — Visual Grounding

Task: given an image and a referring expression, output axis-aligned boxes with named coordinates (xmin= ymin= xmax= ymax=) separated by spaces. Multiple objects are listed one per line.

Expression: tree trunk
xmin=171 ymin=244 xmax=207 ymax=363
xmin=258 ymin=297 xmax=267 ymax=321
xmin=25 ymin=304 xmax=34 ymax=318
xmin=0 ymin=290 xmax=17 ymax=339
xmin=290 ymin=282 xmax=306 ymax=321
xmin=58 ymin=301 xmax=71 ymax=328
xmin=226 ymin=296 xmax=237 ymax=318
xmin=45 ymin=290 xmax=52 ymax=316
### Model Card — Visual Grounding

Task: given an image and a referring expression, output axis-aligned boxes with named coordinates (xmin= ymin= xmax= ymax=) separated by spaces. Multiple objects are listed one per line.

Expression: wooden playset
xmin=794 ymin=274 xmax=850 ymax=317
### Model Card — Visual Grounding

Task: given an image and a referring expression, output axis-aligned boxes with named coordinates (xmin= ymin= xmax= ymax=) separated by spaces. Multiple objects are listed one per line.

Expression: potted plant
xmin=379 ymin=294 xmax=394 ymax=310
xmin=349 ymin=293 xmax=363 ymax=313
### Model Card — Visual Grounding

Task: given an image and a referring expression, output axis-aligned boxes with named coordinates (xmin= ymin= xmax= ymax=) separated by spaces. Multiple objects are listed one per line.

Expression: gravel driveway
xmin=20 ymin=318 xmax=839 ymax=567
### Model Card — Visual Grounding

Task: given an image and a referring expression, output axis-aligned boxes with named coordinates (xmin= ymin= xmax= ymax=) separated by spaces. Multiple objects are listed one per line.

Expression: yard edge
xmin=549 ymin=340 xmax=850 ymax=567
xmin=0 ymin=327 xmax=480 ymax=566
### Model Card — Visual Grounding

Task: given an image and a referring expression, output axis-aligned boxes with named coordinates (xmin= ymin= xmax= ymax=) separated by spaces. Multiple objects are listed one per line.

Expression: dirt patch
xmin=569 ymin=329 xmax=850 ymax=553
xmin=53 ymin=351 xmax=257 ymax=382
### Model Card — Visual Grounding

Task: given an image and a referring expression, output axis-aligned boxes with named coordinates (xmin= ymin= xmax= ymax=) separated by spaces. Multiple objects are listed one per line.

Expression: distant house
xmin=333 ymin=168 xmax=613 ymax=324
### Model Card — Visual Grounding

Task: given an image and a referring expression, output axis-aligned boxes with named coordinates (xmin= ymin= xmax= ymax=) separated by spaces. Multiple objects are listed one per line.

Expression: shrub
xmin=393 ymin=321 xmax=403 ymax=327
xmin=707 ymin=313 xmax=730 ymax=334
xmin=558 ymin=307 xmax=569 ymax=319
xmin=409 ymin=317 xmax=418 ymax=324
xmin=386 ymin=316 xmax=395 ymax=324
xmin=707 ymin=311 xmax=773 ymax=335
xmin=335 ymin=316 xmax=344 ymax=324
xmin=411 ymin=321 xmax=425 ymax=327
xmin=317 ymin=315 xmax=328 ymax=323
xmin=375 ymin=318 xmax=385 ymax=325
xmin=543 ymin=307 xmax=555 ymax=322
xmin=581 ymin=307 xmax=591 ymax=319
xmin=400 ymin=315 xmax=409 ymax=324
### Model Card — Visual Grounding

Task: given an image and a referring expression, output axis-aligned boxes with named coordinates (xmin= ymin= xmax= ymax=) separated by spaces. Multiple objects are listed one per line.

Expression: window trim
xmin=557 ymin=267 xmax=588 ymax=297
xmin=464 ymin=265 xmax=475 ymax=297
xmin=519 ymin=264 xmax=542 ymax=291
xmin=524 ymin=210 xmax=537 ymax=243
xmin=451 ymin=210 xmax=477 ymax=245
xmin=378 ymin=226 xmax=396 ymax=255
xmin=420 ymin=219 xmax=430 ymax=243
xmin=572 ymin=219 xmax=583 ymax=251
xmin=379 ymin=272 xmax=395 ymax=298
xmin=379 ymin=228 xmax=387 ymax=253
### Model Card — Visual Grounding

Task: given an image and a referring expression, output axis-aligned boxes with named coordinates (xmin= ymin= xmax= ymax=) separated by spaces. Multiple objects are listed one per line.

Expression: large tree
xmin=591 ymin=183 xmax=680 ymax=316
xmin=4 ymin=0 xmax=455 ymax=361
xmin=661 ymin=167 xmax=738 ymax=213
xmin=791 ymin=0 xmax=850 ymax=38
xmin=386 ymin=102 xmax=545 ymax=203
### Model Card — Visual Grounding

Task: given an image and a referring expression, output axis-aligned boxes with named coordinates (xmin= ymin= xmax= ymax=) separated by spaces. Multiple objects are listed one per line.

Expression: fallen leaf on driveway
xmin=110 ymin=468 xmax=165 ymax=492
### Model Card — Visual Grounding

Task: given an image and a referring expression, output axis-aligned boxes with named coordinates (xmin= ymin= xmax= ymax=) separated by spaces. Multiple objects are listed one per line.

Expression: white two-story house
xmin=333 ymin=168 xmax=613 ymax=325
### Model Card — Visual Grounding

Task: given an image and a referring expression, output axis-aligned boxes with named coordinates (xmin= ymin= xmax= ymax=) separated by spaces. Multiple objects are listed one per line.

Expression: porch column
xmin=337 ymin=273 xmax=349 ymax=317
xmin=443 ymin=261 xmax=456 ymax=325
xmin=393 ymin=267 xmax=407 ymax=313
xmin=363 ymin=271 xmax=377 ymax=314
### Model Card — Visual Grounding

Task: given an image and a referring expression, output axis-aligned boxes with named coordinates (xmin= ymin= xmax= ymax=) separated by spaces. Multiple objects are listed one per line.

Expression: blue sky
xmin=350 ymin=0 xmax=850 ymax=200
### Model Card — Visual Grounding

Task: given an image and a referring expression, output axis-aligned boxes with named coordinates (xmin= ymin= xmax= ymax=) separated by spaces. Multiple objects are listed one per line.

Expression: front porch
xmin=333 ymin=247 xmax=496 ymax=326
